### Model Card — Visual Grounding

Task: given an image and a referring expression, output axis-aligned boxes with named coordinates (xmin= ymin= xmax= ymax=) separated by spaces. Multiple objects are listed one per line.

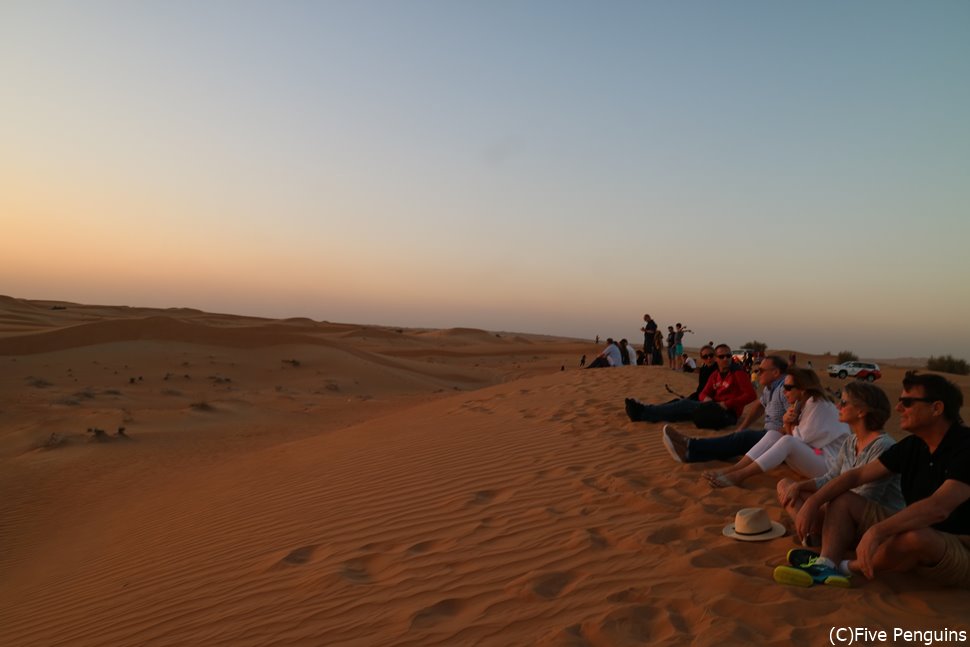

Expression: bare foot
xmin=708 ymin=473 xmax=737 ymax=488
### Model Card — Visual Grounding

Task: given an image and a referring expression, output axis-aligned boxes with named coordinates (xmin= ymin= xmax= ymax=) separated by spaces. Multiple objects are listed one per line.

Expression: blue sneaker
xmin=773 ymin=565 xmax=814 ymax=587
xmin=787 ymin=548 xmax=819 ymax=567
xmin=774 ymin=557 xmax=850 ymax=588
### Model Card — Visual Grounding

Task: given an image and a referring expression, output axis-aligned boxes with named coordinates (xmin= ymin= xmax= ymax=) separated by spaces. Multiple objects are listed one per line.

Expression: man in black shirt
xmin=640 ymin=314 xmax=658 ymax=363
xmin=775 ymin=371 xmax=970 ymax=588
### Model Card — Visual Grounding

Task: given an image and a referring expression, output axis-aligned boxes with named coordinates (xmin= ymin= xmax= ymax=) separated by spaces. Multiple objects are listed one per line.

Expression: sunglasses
xmin=700 ymin=353 xmax=714 ymax=359
xmin=782 ymin=384 xmax=797 ymax=391
xmin=898 ymin=397 xmax=936 ymax=408
xmin=715 ymin=354 xmax=731 ymax=360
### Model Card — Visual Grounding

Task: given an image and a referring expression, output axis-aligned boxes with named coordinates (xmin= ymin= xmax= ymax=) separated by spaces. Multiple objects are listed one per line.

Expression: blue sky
xmin=2 ymin=1 xmax=969 ymax=358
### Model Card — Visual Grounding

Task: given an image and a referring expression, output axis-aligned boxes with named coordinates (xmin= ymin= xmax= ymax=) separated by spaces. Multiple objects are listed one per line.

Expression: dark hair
xmin=786 ymin=367 xmax=833 ymax=403
xmin=618 ymin=342 xmax=631 ymax=365
xmin=764 ymin=355 xmax=789 ymax=374
xmin=843 ymin=382 xmax=892 ymax=431
xmin=902 ymin=371 xmax=964 ymax=424
xmin=714 ymin=343 xmax=731 ymax=353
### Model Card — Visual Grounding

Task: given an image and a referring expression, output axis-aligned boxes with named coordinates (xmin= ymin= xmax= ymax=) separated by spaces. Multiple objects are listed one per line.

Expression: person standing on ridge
xmin=641 ymin=314 xmax=658 ymax=364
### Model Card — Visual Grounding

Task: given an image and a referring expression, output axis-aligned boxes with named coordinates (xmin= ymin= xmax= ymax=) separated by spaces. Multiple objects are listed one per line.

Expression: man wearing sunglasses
xmin=662 ymin=355 xmax=789 ymax=463
xmin=779 ymin=371 xmax=970 ymax=588
xmin=625 ymin=343 xmax=756 ymax=427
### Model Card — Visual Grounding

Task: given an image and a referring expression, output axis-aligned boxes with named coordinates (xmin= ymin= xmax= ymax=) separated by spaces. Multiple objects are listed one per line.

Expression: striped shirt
xmin=761 ymin=377 xmax=787 ymax=432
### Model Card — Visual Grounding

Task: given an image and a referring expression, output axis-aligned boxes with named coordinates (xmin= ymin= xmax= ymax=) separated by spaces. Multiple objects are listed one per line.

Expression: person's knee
xmin=872 ymin=529 xmax=944 ymax=570
xmin=826 ymin=492 xmax=865 ymax=524
xmin=890 ymin=530 xmax=927 ymax=552
xmin=773 ymin=436 xmax=794 ymax=452
xmin=887 ymin=529 xmax=941 ymax=557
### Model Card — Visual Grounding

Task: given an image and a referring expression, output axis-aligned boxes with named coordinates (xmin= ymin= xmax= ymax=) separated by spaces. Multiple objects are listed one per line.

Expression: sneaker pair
xmin=773 ymin=549 xmax=850 ymax=588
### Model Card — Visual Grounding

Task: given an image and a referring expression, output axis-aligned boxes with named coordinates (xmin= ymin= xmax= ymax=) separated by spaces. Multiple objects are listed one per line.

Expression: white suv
xmin=827 ymin=361 xmax=882 ymax=382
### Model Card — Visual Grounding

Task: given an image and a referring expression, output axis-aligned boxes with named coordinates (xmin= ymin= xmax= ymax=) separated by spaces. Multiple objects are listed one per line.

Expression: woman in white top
xmin=706 ymin=367 xmax=848 ymax=488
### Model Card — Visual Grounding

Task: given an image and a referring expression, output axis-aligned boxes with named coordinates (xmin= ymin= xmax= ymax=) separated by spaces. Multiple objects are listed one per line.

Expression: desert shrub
xmin=740 ymin=340 xmax=768 ymax=353
xmin=837 ymin=350 xmax=859 ymax=363
xmin=927 ymin=355 xmax=970 ymax=376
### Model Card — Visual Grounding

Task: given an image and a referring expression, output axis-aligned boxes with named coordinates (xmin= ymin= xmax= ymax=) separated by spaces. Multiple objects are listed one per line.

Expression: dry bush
xmin=927 ymin=355 xmax=970 ymax=376
xmin=837 ymin=350 xmax=859 ymax=363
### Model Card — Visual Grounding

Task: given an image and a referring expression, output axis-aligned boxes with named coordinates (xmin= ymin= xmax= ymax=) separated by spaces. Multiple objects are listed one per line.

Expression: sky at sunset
xmin=3 ymin=1 xmax=969 ymax=359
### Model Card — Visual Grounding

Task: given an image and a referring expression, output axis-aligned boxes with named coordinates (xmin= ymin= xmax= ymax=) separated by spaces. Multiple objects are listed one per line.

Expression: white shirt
xmin=602 ymin=344 xmax=623 ymax=367
xmin=683 ymin=357 xmax=697 ymax=370
xmin=793 ymin=397 xmax=849 ymax=449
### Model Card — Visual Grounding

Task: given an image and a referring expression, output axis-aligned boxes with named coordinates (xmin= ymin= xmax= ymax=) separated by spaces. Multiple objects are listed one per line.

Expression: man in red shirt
xmin=625 ymin=344 xmax=756 ymax=426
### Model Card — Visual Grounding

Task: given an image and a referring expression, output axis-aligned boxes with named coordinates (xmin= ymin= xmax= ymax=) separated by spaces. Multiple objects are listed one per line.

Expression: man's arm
xmin=856 ymin=479 xmax=970 ymax=578
xmin=719 ymin=371 xmax=757 ymax=411
xmin=697 ymin=371 xmax=717 ymax=402
xmin=795 ymin=460 xmax=892 ymax=538
xmin=734 ymin=401 xmax=764 ymax=432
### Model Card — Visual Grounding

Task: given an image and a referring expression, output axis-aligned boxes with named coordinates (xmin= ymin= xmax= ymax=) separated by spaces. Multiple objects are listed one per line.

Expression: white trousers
xmin=744 ymin=429 xmax=828 ymax=478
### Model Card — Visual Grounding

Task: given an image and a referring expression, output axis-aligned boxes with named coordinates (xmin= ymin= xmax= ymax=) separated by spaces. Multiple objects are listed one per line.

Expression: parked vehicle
xmin=827 ymin=361 xmax=882 ymax=382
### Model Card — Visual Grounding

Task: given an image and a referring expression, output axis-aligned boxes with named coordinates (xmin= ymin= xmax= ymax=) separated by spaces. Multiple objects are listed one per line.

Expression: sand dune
xmin=1 ymin=297 xmax=968 ymax=646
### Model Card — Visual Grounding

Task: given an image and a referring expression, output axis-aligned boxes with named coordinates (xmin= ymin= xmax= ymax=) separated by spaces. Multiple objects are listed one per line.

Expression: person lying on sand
xmin=777 ymin=381 xmax=903 ymax=545
xmin=662 ymin=355 xmax=788 ymax=463
xmin=703 ymin=368 xmax=847 ymax=488
xmin=775 ymin=371 xmax=970 ymax=589
xmin=625 ymin=344 xmax=756 ymax=429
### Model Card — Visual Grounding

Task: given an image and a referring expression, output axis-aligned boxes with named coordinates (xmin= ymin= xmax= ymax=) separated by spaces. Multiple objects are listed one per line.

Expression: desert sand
xmin=1 ymin=296 xmax=968 ymax=647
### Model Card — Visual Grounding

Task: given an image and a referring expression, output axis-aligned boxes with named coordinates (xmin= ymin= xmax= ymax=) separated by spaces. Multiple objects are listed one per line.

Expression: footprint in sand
xmin=409 ymin=598 xmax=463 ymax=629
xmin=586 ymin=528 xmax=616 ymax=548
xmin=279 ymin=545 xmax=317 ymax=566
xmin=580 ymin=476 xmax=609 ymax=493
xmin=533 ymin=572 xmax=576 ymax=599
xmin=340 ymin=555 xmax=387 ymax=584
xmin=408 ymin=540 xmax=436 ymax=554
xmin=644 ymin=525 xmax=688 ymax=545
xmin=472 ymin=490 xmax=497 ymax=504
xmin=583 ymin=605 xmax=668 ymax=643
xmin=469 ymin=488 xmax=513 ymax=505
xmin=610 ymin=469 xmax=647 ymax=488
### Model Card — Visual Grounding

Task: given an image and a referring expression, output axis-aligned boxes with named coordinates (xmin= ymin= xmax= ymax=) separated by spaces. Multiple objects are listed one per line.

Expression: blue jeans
xmin=685 ymin=429 xmax=767 ymax=463
xmin=636 ymin=398 xmax=703 ymax=422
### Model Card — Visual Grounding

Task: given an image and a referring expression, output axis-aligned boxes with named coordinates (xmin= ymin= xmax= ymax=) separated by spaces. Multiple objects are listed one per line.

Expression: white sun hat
xmin=722 ymin=507 xmax=787 ymax=542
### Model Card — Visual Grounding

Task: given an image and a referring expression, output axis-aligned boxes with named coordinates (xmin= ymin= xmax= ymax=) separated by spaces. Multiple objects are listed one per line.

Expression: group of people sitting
xmin=624 ymin=344 xmax=970 ymax=590
xmin=585 ymin=337 xmax=640 ymax=368
xmin=587 ymin=320 xmax=697 ymax=372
